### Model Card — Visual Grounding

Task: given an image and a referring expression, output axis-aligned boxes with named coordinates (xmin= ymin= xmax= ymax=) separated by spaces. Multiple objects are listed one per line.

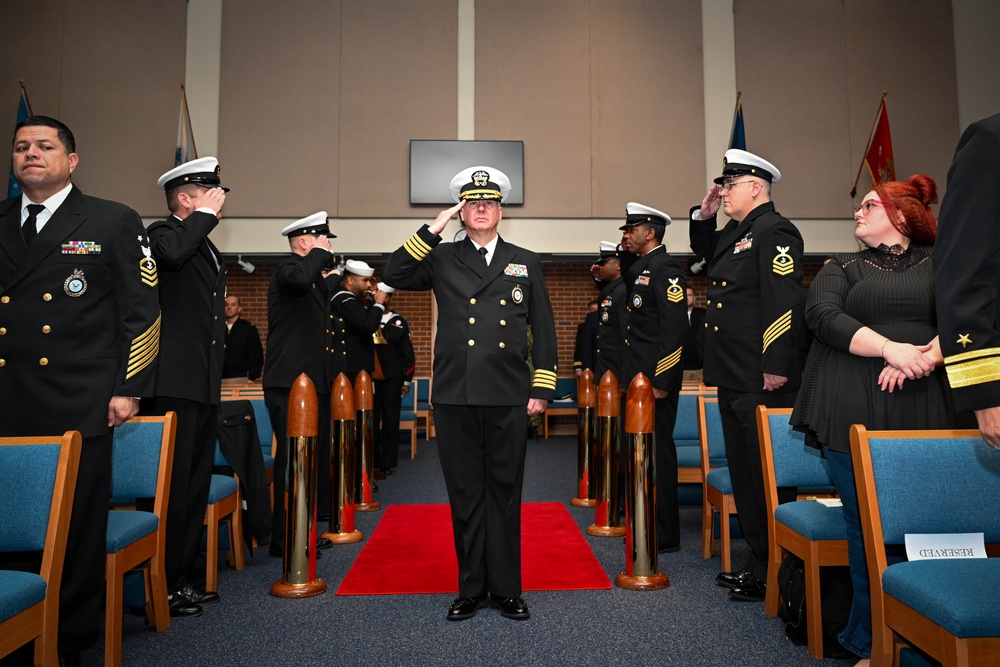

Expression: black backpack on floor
xmin=777 ymin=553 xmax=855 ymax=660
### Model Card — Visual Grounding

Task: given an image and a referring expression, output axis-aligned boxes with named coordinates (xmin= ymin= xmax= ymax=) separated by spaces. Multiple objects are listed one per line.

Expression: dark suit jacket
xmin=572 ymin=314 xmax=598 ymax=374
xmin=0 ymin=186 xmax=160 ymax=437
xmin=146 ymin=212 xmax=226 ymax=405
xmin=595 ymin=276 xmax=626 ymax=383
xmin=262 ymin=248 xmax=338 ymax=392
xmin=376 ymin=311 xmax=416 ymax=382
xmin=383 ymin=225 xmax=558 ymax=405
xmin=684 ymin=307 xmax=706 ymax=370
xmin=690 ymin=201 xmax=806 ymax=394
xmin=936 ymin=112 xmax=1000 ymax=412
xmin=330 ymin=287 xmax=384 ymax=381
xmin=223 ymin=317 xmax=263 ymax=380
xmin=622 ymin=246 xmax=689 ymax=393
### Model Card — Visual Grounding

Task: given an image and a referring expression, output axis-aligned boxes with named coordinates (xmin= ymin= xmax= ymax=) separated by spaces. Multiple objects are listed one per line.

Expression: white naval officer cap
xmin=376 ymin=282 xmax=395 ymax=293
xmin=596 ymin=240 xmax=619 ymax=263
xmin=281 ymin=211 xmax=336 ymax=238
xmin=619 ymin=202 xmax=672 ymax=230
xmin=714 ymin=149 xmax=781 ymax=184
xmin=157 ymin=156 xmax=230 ymax=192
xmin=344 ymin=260 xmax=374 ymax=277
xmin=449 ymin=166 xmax=512 ymax=203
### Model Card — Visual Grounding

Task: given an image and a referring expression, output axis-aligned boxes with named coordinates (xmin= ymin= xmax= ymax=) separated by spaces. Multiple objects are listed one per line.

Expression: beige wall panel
xmin=219 ymin=0 xmax=342 ymax=218
xmin=0 ymin=2 xmax=65 ymax=126
xmin=476 ymin=1 xmax=592 ymax=218
xmin=338 ymin=0 xmax=458 ymax=218
xmin=733 ymin=0 xmax=852 ymax=220
xmin=844 ymin=0 xmax=958 ymax=198
xmin=0 ymin=2 xmax=185 ymax=215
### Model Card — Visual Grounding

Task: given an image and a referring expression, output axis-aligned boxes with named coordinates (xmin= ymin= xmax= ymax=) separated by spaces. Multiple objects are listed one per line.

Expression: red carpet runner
xmin=336 ymin=502 xmax=611 ymax=595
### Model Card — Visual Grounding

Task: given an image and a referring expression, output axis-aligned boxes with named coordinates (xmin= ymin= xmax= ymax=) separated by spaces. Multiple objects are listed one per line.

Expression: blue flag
xmin=8 ymin=84 xmax=31 ymax=198
xmin=729 ymin=95 xmax=746 ymax=150
xmin=176 ymin=86 xmax=197 ymax=166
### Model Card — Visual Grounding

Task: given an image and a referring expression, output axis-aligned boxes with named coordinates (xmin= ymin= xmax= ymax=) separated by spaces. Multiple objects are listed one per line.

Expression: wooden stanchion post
xmin=588 ymin=370 xmax=625 ymax=537
xmin=322 ymin=373 xmax=362 ymax=544
xmin=270 ymin=373 xmax=327 ymax=598
xmin=615 ymin=373 xmax=669 ymax=590
xmin=571 ymin=369 xmax=597 ymax=507
xmin=354 ymin=370 xmax=380 ymax=511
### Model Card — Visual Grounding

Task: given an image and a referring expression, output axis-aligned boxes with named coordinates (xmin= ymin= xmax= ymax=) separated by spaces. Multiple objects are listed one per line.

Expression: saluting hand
xmin=429 ymin=201 xmax=465 ymax=236
xmin=699 ymin=184 xmax=722 ymax=219
xmin=202 ymin=186 xmax=226 ymax=218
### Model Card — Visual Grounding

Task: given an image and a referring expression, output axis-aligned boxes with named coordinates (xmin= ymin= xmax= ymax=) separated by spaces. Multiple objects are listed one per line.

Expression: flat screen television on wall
xmin=409 ymin=140 xmax=524 ymax=205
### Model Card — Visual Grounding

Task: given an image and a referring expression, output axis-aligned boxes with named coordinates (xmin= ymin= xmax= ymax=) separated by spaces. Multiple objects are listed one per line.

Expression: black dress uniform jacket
xmin=936 ymin=112 xmax=1000 ymax=412
xmin=595 ymin=276 xmax=627 ymax=383
xmin=383 ymin=225 xmax=558 ymax=405
xmin=376 ymin=311 xmax=416 ymax=382
xmin=622 ymin=246 xmax=689 ymax=393
xmin=690 ymin=202 xmax=806 ymax=394
xmin=330 ymin=287 xmax=384 ymax=381
xmin=0 ymin=186 xmax=160 ymax=437
xmin=146 ymin=212 xmax=226 ymax=405
xmin=262 ymin=248 xmax=338 ymax=392
xmin=223 ymin=317 xmax=263 ymax=380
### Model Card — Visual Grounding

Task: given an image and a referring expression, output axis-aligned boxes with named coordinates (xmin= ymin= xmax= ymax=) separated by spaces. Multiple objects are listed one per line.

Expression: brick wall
xmin=224 ymin=255 xmax=827 ymax=380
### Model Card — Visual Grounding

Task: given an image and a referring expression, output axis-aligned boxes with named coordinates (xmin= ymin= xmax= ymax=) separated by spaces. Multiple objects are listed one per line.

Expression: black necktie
xmin=22 ymin=204 xmax=44 ymax=246
xmin=478 ymin=246 xmax=488 ymax=266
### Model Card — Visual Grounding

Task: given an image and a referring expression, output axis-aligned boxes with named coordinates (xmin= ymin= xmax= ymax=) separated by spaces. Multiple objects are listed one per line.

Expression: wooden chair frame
xmin=0 ymin=431 xmax=82 ymax=667
xmin=203 ymin=476 xmax=246 ymax=593
xmin=698 ymin=396 xmax=736 ymax=572
xmin=850 ymin=426 xmax=1000 ymax=667
xmin=105 ymin=414 xmax=176 ymax=667
xmin=759 ymin=406 xmax=849 ymax=660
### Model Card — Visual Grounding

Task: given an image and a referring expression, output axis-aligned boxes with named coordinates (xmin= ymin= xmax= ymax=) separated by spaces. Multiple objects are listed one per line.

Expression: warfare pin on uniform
xmin=64 ymin=268 xmax=87 ymax=297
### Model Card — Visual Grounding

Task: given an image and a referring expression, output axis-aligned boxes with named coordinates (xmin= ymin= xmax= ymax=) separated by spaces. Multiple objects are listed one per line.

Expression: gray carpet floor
xmin=87 ymin=435 xmax=859 ymax=666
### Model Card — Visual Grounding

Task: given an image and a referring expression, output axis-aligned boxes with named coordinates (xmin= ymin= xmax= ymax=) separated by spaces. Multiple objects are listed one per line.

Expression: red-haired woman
xmin=791 ymin=174 xmax=974 ymax=666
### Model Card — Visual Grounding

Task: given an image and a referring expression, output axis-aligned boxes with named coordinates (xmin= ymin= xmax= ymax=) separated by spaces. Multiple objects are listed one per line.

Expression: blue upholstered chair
xmin=0 ymin=431 xmax=82 ymax=666
xmin=758 ymin=406 xmax=849 ymax=660
xmin=107 ymin=414 xmax=177 ymax=667
xmin=699 ymin=396 xmax=738 ymax=571
xmin=413 ymin=377 xmax=433 ymax=440
xmin=203 ymin=464 xmax=245 ymax=593
xmin=543 ymin=377 xmax=580 ymax=438
xmin=248 ymin=398 xmax=275 ymax=485
xmin=850 ymin=426 xmax=1000 ymax=667
xmin=674 ymin=392 xmax=704 ymax=485
xmin=399 ymin=404 xmax=418 ymax=459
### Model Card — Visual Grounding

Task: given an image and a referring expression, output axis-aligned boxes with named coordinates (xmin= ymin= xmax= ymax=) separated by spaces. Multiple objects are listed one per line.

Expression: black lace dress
xmin=791 ymin=244 xmax=972 ymax=453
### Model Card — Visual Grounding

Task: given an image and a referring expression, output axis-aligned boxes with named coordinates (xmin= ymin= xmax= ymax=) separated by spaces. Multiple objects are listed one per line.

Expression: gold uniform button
xmin=211 ymin=339 xmax=217 ymax=345
xmin=1 ymin=296 xmax=9 ymax=304
xmin=500 ymin=299 xmax=506 ymax=306
xmin=0 ymin=328 xmax=5 ymax=336
xmin=42 ymin=293 xmax=52 ymax=302
xmin=39 ymin=358 xmax=48 ymax=366
xmin=213 ymin=315 xmax=218 ymax=321
xmin=42 ymin=326 xmax=51 ymax=334
xmin=499 ymin=342 xmax=505 ymax=349
xmin=0 ymin=359 xmax=5 ymax=366
xmin=706 ymin=300 xmax=711 ymax=306
xmin=722 ymin=281 xmax=727 ymax=287
xmin=716 ymin=303 xmax=722 ymax=309
xmin=712 ymin=281 xmax=717 ymax=286
xmin=500 ymin=320 xmax=506 ymax=326
xmin=469 ymin=317 xmax=475 ymax=324
xmin=468 ymin=339 xmax=475 ymax=346
xmin=713 ymin=326 xmax=719 ymax=332
xmin=213 ymin=292 xmax=217 ymax=297
xmin=470 ymin=298 xmax=477 ymax=304
xmin=704 ymin=322 xmax=708 ymax=328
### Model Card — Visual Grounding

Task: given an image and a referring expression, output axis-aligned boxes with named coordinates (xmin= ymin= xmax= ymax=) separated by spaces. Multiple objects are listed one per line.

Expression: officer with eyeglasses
xmin=688 ymin=149 xmax=807 ymax=602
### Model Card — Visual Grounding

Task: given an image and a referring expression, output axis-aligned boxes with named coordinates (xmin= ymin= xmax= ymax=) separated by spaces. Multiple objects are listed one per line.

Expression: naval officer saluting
xmin=383 ymin=166 xmax=558 ymax=621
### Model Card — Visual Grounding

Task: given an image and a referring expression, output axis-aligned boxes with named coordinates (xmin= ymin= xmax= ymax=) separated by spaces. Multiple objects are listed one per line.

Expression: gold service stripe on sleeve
xmin=655 ymin=347 xmax=683 ymax=376
xmin=403 ymin=234 xmax=432 ymax=261
xmin=762 ymin=310 xmax=792 ymax=353
xmin=945 ymin=356 xmax=1000 ymax=389
xmin=126 ymin=315 xmax=160 ymax=379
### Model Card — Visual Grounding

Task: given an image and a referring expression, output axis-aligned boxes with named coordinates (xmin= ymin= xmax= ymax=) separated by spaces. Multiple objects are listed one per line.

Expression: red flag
xmin=864 ymin=98 xmax=894 ymax=184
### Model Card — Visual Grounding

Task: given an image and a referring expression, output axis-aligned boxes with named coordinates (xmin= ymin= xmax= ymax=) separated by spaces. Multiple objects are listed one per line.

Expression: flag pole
xmin=180 ymin=83 xmax=199 ymax=160
xmin=851 ymin=91 xmax=887 ymax=198
xmin=18 ymin=79 xmax=33 ymax=114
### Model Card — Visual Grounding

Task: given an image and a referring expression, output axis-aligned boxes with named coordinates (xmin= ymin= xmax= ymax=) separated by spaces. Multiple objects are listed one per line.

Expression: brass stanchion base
xmin=270 ymin=578 xmax=327 ymax=598
xmin=321 ymin=529 xmax=363 ymax=544
xmin=615 ymin=571 xmax=670 ymax=590
xmin=570 ymin=497 xmax=596 ymax=507
xmin=355 ymin=501 xmax=381 ymax=512
xmin=587 ymin=524 xmax=626 ymax=537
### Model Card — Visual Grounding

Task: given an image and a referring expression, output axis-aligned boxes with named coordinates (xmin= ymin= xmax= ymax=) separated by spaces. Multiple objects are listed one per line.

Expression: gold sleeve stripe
xmin=127 ymin=315 xmax=160 ymax=380
xmin=944 ymin=346 xmax=1000 ymax=366
xmin=532 ymin=368 xmax=558 ymax=389
xmin=403 ymin=234 xmax=432 ymax=261
xmin=945 ymin=356 xmax=1000 ymax=389
xmin=655 ymin=347 xmax=683 ymax=376
xmin=762 ymin=310 xmax=792 ymax=353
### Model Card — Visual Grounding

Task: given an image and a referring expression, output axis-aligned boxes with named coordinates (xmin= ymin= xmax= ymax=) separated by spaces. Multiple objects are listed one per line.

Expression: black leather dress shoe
xmin=728 ymin=577 xmax=766 ymax=602
xmin=715 ymin=569 xmax=753 ymax=589
xmin=446 ymin=594 xmax=488 ymax=621
xmin=491 ymin=594 xmax=530 ymax=620
xmin=317 ymin=537 xmax=333 ymax=550
xmin=167 ymin=592 xmax=204 ymax=618
xmin=178 ymin=584 xmax=220 ymax=605
xmin=657 ymin=544 xmax=680 ymax=553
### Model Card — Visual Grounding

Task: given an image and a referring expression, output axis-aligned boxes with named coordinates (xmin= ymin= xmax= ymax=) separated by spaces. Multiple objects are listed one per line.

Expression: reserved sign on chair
xmin=904 ymin=532 xmax=987 ymax=560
